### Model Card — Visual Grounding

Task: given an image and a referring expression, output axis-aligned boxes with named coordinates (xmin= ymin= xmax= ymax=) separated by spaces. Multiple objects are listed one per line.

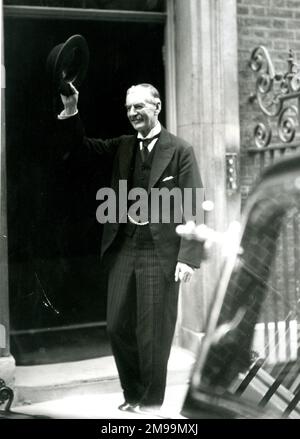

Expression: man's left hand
xmin=175 ymin=262 xmax=195 ymax=283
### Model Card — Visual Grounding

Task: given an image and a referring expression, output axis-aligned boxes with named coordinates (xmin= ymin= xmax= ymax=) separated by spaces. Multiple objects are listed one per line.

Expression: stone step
xmin=12 ymin=384 xmax=189 ymax=419
xmin=14 ymin=346 xmax=195 ymax=407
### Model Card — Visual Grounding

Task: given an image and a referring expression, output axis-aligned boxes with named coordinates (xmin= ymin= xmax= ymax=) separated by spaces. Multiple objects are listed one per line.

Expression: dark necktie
xmin=140 ymin=134 xmax=160 ymax=162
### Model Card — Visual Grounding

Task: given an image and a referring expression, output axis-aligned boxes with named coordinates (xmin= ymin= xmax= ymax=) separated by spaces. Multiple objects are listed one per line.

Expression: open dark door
xmin=4 ymin=6 xmax=165 ymax=364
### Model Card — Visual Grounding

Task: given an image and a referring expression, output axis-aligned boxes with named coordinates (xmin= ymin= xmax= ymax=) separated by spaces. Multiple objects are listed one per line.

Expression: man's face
xmin=126 ymin=87 xmax=160 ymax=137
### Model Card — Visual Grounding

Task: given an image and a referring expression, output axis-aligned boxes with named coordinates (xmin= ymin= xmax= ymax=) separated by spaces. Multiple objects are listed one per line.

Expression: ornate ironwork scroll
xmin=249 ymin=46 xmax=300 ymax=148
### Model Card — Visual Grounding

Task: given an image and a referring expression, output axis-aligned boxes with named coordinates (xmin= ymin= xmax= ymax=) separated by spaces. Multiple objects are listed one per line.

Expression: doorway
xmin=4 ymin=12 xmax=166 ymax=364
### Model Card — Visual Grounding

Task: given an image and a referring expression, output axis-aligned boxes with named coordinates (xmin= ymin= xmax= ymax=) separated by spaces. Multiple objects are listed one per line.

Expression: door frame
xmin=1 ymin=0 xmax=177 ymax=338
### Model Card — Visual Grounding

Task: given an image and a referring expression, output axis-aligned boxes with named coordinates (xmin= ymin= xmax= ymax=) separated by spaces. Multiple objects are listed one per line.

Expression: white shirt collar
xmin=137 ymin=122 xmax=161 ymax=140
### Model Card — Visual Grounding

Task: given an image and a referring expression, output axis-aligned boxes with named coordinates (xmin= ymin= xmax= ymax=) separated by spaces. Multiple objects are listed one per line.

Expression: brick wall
xmin=237 ymin=0 xmax=300 ymax=202
xmin=237 ymin=1 xmax=300 ymax=349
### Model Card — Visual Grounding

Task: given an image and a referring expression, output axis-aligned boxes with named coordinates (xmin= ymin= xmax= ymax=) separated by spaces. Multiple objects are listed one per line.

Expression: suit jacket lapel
xmin=119 ymin=135 xmax=137 ymax=180
xmin=148 ymin=127 xmax=175 ymax=193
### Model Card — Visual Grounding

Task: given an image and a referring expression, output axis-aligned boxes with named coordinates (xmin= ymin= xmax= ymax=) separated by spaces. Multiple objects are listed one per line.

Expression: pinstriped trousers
xmin=106 ymin=230 xmax=179 ymax=407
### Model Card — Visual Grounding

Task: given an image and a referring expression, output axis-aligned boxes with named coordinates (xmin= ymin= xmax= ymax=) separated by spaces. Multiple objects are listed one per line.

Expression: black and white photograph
xmin=1 ymin=0 xmax=300 ymax=426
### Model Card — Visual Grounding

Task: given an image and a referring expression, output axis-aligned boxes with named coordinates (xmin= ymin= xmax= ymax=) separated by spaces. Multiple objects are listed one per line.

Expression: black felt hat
xmin=46 ymin=34 xmax=89 ymax=97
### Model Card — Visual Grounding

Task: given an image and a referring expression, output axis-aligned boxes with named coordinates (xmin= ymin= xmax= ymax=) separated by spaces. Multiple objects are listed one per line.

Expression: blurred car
xmin=180 ymin=153 xmax=300 ymax=419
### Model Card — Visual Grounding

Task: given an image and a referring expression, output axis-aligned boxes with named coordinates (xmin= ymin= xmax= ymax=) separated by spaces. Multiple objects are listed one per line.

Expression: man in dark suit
xmin=58 ymin=83 xmax=204 ymax=414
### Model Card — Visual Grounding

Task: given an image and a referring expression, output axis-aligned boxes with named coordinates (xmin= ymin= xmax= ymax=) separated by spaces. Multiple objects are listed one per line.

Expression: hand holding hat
xmin=60 ymin=83 xmax=79 ymax=116
xmin=46 ymin=34 xmax=89 ymax=113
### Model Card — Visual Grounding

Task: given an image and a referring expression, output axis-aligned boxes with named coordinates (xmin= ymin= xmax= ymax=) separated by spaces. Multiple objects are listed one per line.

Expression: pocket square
xmin=162 ymin=176 xmax=174 ymax=182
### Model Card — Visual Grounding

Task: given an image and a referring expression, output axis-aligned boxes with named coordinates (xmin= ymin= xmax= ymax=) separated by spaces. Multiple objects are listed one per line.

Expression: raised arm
xmin=54 ymin=83 xmax=120 ymax=161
